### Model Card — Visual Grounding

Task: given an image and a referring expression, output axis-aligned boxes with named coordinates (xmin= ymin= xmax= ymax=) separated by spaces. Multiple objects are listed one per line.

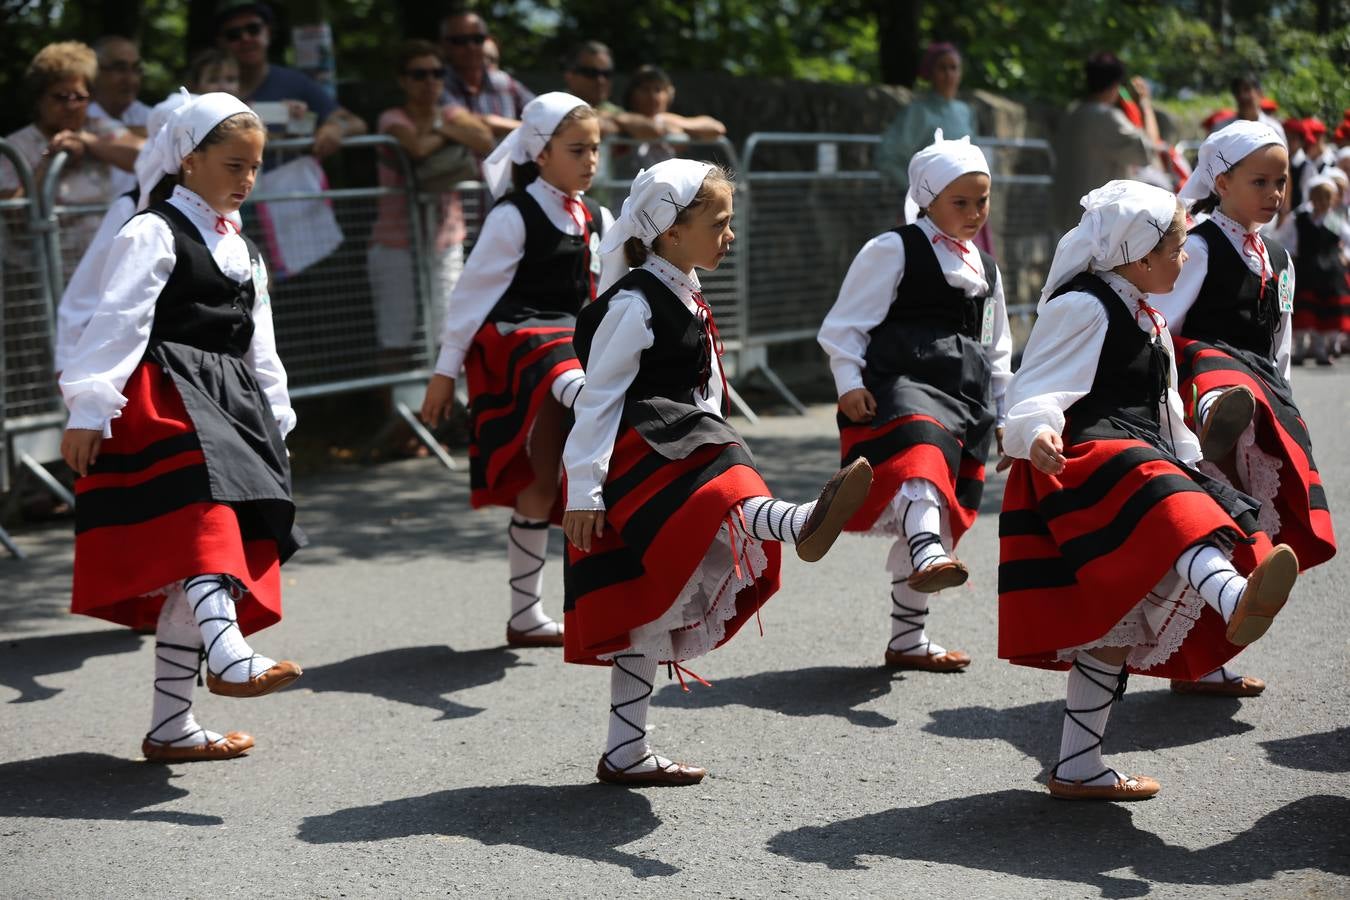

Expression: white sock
xmin=1175 ymin=543 xmax=1246 ymax=622
xmin=147 ymin=591 xmax=224 ymax=747
xmin=1197 ymin=388 xmax=1225 ymax=426
xmin=603 ymin=653 xmax=675 ymax=773
xmin=508 ymin=515 xmax=560 ymax=635
xmin=550 ymin=369 xmax=585 ymax=409
xmin=888 ymin=567 xmax=948 ymax=658
xmin=900 ymin=494 xmax=952 ymax=573
xmin=1055 ymin=651 xmax=1127 ymax=786
xmin=741 ymin=496 xmax=815 ymax=544
xmin=186 ymin=574 xmax=277 ymax=684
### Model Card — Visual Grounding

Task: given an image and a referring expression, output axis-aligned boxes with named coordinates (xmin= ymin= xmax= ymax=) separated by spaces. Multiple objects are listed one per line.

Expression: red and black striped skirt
xmin=1291 ymin=286 xmax=1350 ymax=333
xmin=562 ymin=426 xmax=782 ymax=665
xmin=464 ymin=319 xmax=580 ymax=514
xmin=839 ymin=413 xmax=985 ymax=544
xmin=1175 ymin=338 xmax=1336 ymax=569
xmin=72 ymin=362 xmax=282 ymax=635
xmin=998 ymin=440 xmax=1271 ymax=679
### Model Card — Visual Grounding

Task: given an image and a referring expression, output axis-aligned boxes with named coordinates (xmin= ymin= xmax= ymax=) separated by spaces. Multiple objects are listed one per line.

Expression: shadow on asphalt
xmin=0 ymin=629 xmax=146 ymax=704
xmin=923 ymin=688 xmax=1253 ymax=773
xmin=766 ymin=790 xmax=1350 ymax=897
xmin=0 ymin=752 xmax=224 ymax=826
xmin=302 ymin=645 xmax=523 ymax=720
xmin=652 ymin=665 xmax=903 ymax=728
xmin=297 ymin=784 xmax=678 ymax=877
xmin=1261 ymin=726 xmax=1350 ymax=773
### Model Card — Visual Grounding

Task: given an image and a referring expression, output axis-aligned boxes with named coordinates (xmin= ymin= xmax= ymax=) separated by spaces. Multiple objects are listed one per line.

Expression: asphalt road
xmin=2 ymin=369 xmax=1348 ymax=899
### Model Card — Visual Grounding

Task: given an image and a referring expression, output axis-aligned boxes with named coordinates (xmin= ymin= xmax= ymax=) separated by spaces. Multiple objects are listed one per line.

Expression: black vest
xmin=1057 ymin=273 xmax=1170 ymax=443
xmin=1181 ymin=220 xmax=1288 ymax=357
xmin=488 ymin=188 xmax=605 ymax=322
xmin=141 ymin=201 xmax=260 ymax=358
xmin=575 ymin=268 xmax=723 ymax=412
xmin=866 ymin=224 xmax=996 ymax=352
xmin=1293 ymin=211 xmax=1345 ymax=295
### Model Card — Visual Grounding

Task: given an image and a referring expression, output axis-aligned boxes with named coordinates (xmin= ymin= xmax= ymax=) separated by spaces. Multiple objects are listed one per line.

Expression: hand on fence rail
xmin=420 ymin=374 xmax=457 ymax=428
xmin=60 ymin=428 xmax=102 ymax=477
xmin=838 ymin=387 xmax=877 ymax=423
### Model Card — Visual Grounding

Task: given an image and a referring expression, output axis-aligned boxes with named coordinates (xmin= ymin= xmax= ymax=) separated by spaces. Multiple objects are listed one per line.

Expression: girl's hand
xmin=420 ymin=374 xmax=456 ymax=428
xmin=1031 ymin=430 xmax=1067 ymax=475
xmin=838 ymin=388 xmax=877 ymax=423
xmin=994 ymin=426 xmax=1015 ymax=472
xmin=61 ymin=428 xmax=103 ymax=477
xmin=562 ymin=509 xmax=605 ymax=552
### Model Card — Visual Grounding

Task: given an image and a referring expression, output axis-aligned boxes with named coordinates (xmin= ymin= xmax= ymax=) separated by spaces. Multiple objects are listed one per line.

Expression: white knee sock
xmin=550 ymin=369 xmax=585 ymax=409
xmin=1197 ymin=388 xmax=1225 ymax=426
xmin=1055 ymin=650 xmax=1127 ymax=785
xmin=1175 ymin=543 xmax=1246 ymax=622
xmin=186 ymin=574 xmax=277 ymax=684
xmin=888 ymin=567 xmax=948 ymax=658
xmin=508 ymin=515 xmax=560 ymax=635
xmin=899 ymin=491 xmax=952 ymax=573
xmin=741 ymin=496 xmax=815 ymax=544
xmin=603 ymin=653 xmax=673 ymax=773
xmin=148 ymin=591 xmax=223 ymax=747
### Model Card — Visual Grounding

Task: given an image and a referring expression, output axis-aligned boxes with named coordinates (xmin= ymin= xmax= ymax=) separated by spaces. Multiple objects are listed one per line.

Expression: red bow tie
xmin=931 ymin=232 xmax=982 ymax=278
xmin=562 ymin=196 xmax=597 ymax=300
xmin=1241 ymin=232 xmax=1270 ymax=297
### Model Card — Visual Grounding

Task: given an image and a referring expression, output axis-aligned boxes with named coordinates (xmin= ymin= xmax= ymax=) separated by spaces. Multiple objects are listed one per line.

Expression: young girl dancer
xmin=1283 ymin=175 xmax=1350 ymax=365
xmin=421 ymin=92 xmax=622 ymax=648
xmin=1000 ymin=180 xmax=1298 ymax=801
xmin=819 ymin=131 xmax=1011 ymax=672
xmin=562 ymin=159 xmax=873 ymax=786
xmin=1152 ymin=121 xmax=1336 ymax=697
xmin=59 ymin=92 xmax=303 ymax=762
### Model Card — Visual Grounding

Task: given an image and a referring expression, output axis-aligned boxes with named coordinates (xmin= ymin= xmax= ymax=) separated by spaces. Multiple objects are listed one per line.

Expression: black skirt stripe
xmin=620 ymin=443 xmax=756 ymax=554
xmin=1036 ymin=445 xmax=1160 ymax=522
xmin=563 ymin=547 xmax=646 ymax=611
xmin=997 ymin=556 xmax=1079 ymax=593
xmin=1309 ymin=483 xmax=1329 ymax=512
xmin=844 ymin=417 xmax=963 ymax=474
xmin=75 ymin=463 xmax=213 ymax=534
xmin=999 ymin=508 xmax=1052 ymax=537
xmin=87 ymin=432 xmax=202 ymax=474
xmin=1055 ymin=473 xmax=1214 ymax=569
xmin=955 ymin=474 xmax=984 ymax=512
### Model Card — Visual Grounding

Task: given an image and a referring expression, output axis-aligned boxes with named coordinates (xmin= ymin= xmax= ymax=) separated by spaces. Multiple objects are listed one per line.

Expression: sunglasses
xmin=47 ymin=91 xmax=91 ymax=105
xmin=571 ymin=66 xmax=614 ymax=80
xmin=223 ymin=21 xmax=265 ymax=42
xmin=403 ymin=66 xmax=446 ymax=81
xmin=443 ymin=33 xmax=487 ymax=46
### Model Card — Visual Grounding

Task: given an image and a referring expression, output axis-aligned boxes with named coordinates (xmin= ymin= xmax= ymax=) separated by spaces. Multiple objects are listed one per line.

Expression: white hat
xmin=1041 ymin=180 xmax=1179 ymax=307
xmin=1179 ymin=119 xmax=1285 ymax=203
xmin=134 ymin=90 xmax=255 ymax=211
xmin=599 ymin=158 xmax=716 ymax=255
xmin=903 ymin=128 xmax=990 ymax=224
xmin=481 ymin=91 xmax=589 ymax=198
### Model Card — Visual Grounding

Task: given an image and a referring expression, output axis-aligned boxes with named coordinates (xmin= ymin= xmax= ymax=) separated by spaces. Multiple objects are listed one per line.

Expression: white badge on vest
xmin=251 ymin=258 xmax=270 ymax=306
xmin=1277 ymin=268 xmax=1293 ymax=314
xmin=980 ymin=295 xmax=995 ymax=345
xmin=588 ymin=232 xmax=602 ymax=275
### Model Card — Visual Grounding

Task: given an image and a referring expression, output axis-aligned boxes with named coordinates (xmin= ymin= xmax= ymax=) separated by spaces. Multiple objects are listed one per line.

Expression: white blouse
xmin=1003 ymin=270 xmax=1200 ymax=464
xmin=816 ymin=217 xmax=1013 ymax=423
xmin=55 ymin=193 xmax=137 ymax=374
xmin=1152 ymin=209 xmax=1293 ymax=379
xmin=59 ymin=186 xmax=295 ymax=438
xmin=562 ymin=256 xmax=726 ymax=511
xmin=432 ymin=177 xmax=622 ymax=377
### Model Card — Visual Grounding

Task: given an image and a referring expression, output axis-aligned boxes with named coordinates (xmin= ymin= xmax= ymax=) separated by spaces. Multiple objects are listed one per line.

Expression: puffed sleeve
xmin=55 ymin=194 xmax=136 ymax=374
xmin=433 ymin=202 xmax=526 ymax=377
xmin=241 ymin=257 xmax=296 ymax=437
xmin=59 ymin=213 xmax=175 ymax=435
xmin=985 ymin=265 xmax=1013 ymax=425
xmin=1149 ymin=231 xmax=1209 ymax=335
xmin=562 ymin=293 xmax=654 ymax=510
xmin=595 ymin=204 xmax=627 ymax=296
xmin=1002 ymin=292 xmax=1108 ymax=459
xmin=817 ymin=231 xmax=905 ymax=397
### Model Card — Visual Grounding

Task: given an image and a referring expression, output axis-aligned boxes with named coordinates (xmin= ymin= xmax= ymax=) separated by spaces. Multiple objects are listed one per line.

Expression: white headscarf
xmin=903 ymin=128 xmax=990 ymax=224
xmin=599 ymin=159 xmax=715 ymax=255
xmin=134 ymin=90 xmax=256 ymax=211
xmin=1178 ymin=119 xmax=1286 ymax=203
xmin=1040 ymin=179 xmax=1179 ymax=308
xmin=145 ymin=90 xmax=194 ymax=141
xmin=481 ymin=91 xmax=589 ymax=198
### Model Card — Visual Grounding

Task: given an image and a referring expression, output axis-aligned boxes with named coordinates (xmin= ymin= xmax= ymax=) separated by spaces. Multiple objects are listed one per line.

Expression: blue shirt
xmin=246 ymin=64 xmax=339 ymax=130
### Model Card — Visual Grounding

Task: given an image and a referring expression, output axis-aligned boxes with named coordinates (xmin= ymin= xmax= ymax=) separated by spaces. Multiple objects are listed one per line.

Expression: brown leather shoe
xmin=141 ymin=731 xmax=254 ymax=763
xmin=1226 ymin=543 xmax=1297 ymax=646
xmin=1047 ymin=773 xmax=1161 ymax=801
xmin=506 ymin=627 xmax=564 ymax=647
xmin=884 ymin=648 xmax=971 ymax=671
xmin=1199 ymin=386 xmax=1256 ymax=461
xmin=906 ymin=559 xmax=969 ymax=593
xmin=207 ymin=660 xmax=303 ymax=698
xmin=596 ymin=756 xmax=706 ymax=786
xmin=796 ymin=458 xmax=873 ymax=562
xmin=1170 ymin=674 xmax=1266 ymax=697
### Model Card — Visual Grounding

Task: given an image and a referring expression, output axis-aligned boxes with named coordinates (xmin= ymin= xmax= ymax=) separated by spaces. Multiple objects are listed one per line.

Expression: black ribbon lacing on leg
xmin=186 ymin=574 xmax=262 ymax=682
xmin=144 ymin=640 xmax=221 ymax=748
xmin=1185 ymin=545 xmax=1244 ymax=621
xmin=887 ymin=580 xmax=932 ymax=657
xmin=1052 ymin=657 xmax=1130 ymax=784
xmin=902 ymin=500 xmax=946 ymax=573
xmin=747 ymin=499 xmax=799 ymax=543
xmin=602 ymin=654 xmax=675 ymax=775
xmin=507 ymin=517 xmax=553 ymax=635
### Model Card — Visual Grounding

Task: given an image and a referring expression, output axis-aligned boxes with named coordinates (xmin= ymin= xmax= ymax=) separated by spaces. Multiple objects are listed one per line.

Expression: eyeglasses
xmin=403 ymin=67 xmax=446 ymax=81
xmin=101 ymin=61 xmax=144 ymax=75
xmin=222 ymin=21 xmax=265 ymax=42
xmin=442 ymin=33 xmax=487 ymax=46
xmin=570 ymin=66 xmax=614 ymax=80
xmin=47 ymin=91 xmax=91 ymax=105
